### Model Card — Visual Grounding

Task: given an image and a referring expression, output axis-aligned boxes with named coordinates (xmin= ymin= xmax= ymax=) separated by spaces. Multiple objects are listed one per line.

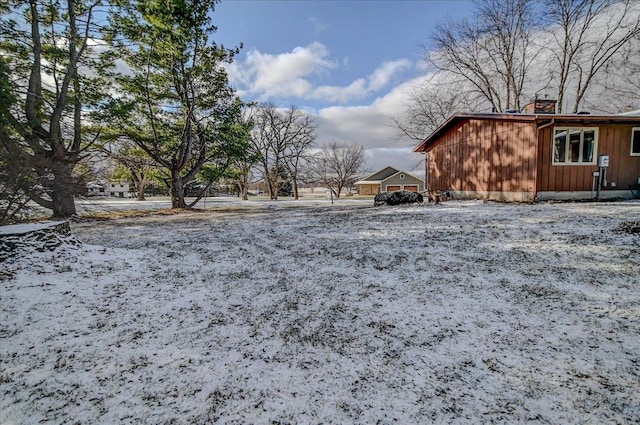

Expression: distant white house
xmin=87 ymin=181 xmax=130 ymax=198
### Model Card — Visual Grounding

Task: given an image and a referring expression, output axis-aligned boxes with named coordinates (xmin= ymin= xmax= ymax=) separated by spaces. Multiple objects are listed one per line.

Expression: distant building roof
xmin=355 ymin=167 xmax=424 ymax=185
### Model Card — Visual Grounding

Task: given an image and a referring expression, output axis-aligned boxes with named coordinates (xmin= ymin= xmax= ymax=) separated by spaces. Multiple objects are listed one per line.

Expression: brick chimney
xmin=524 ymin=96 xmax=557 ymax=114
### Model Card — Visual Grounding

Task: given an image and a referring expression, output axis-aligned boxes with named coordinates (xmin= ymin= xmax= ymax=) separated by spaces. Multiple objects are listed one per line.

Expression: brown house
xmin=414 ymin=107 xmax=640 ymax=201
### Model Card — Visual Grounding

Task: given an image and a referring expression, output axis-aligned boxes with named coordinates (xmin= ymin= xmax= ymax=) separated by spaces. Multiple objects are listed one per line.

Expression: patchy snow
xmin=1 ymin=200 xmax=639 ymax=424
xmin=73 ymin=195 xmax=347 ymax=215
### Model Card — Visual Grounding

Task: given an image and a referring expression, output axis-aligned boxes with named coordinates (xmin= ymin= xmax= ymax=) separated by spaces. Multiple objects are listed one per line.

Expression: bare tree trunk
xmin=292 ymin=174 xmax=300 ymax=200
xmin=268 ymin=180 xmax=278 ymax=200
xmin=241 ymin=173 xmax=249 ymax=200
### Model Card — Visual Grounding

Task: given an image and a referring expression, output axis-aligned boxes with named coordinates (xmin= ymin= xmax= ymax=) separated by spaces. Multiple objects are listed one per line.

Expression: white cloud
xmin=310 ymin=79 xmax=368 ymax=103
xmin=317 ymin=82 xmax=417 ymax=149
xmin=308 ymin=17 xmax=330 ymax=35
xmin=227 ymin=43 xmax=412 ymax=104
xmin=312 ymin=74 xmax=435 ymax=171
xmin=225 ymin=43 xmax=425 ymax=170
xmin=368 ymin=59 xmax=412 ymax=91
xmin=316 ymin=102 xmax=403 ymax=150
xmin=365 ymin=147 xmax=425 ymax=174
xmin=315 ymin=74 xmax=430 ymax=141
xmin=226 ymin=42 xmax=337 ymax=99
xmin=309 ymin=59 xmax=412 ymax=103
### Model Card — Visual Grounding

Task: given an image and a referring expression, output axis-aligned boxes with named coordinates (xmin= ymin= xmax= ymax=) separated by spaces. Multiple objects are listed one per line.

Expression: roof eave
xmin=414 ymin=113 xmax=640 ymax=153
xmin=359 ymin=166 xmax=400 ymax=181
xmin=384 ymin=170 xmax=425 ymax=184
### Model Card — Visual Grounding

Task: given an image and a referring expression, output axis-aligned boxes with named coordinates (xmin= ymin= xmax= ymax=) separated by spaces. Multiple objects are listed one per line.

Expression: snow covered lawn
xmin=1 ymin=200 xmax=639 ymax=424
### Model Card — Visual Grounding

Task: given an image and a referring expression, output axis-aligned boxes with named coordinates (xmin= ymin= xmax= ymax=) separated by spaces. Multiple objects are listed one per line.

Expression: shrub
xmin=374 ymin=190 xmax=423 ymax=206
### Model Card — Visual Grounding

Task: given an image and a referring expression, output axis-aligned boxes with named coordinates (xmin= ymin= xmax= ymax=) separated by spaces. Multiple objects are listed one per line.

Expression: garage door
xmin=386 ymin=185 xmax=401 ymax=192
xmin=403 ymin=185 xmax=418 ymax=192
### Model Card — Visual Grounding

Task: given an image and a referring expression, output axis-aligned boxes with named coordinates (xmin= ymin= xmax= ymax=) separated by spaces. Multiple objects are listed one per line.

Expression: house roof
xmin=359 ymin=166 xmax=400 ymax=182
xmin=355 ymin=168 xmax=424 ymax=186
xmin=414 ymin=113 xmax=640 ymax=153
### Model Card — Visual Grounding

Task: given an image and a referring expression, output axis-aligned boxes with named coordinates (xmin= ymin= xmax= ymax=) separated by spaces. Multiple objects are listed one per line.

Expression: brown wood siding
xmin=424 ymin=119 xmax=537 ymax=195
xmin=536 ymin=123 xmax=640 ymax=192
xmin=358 ymin=184 xmax=380 ymax=195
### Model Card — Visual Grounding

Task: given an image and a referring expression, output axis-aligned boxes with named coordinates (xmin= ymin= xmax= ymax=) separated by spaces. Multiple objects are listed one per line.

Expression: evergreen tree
xmin=1 ymin=0 xmax=107 ymax=217
xmin=104 ymin=0 xmax=246 ymax=209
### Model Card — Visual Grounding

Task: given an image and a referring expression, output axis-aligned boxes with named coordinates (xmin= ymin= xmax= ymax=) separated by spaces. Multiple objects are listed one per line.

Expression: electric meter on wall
xmin=599 ymin=155 xmax=609 ymax=167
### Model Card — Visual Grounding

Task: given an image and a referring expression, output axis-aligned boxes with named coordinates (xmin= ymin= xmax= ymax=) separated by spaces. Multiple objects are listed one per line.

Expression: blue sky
xmin=212 ymin=0 xmax=475 ymax=172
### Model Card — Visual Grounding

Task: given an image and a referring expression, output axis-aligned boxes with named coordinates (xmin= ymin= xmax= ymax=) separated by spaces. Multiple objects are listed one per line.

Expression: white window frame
xmin=400 ymin=173 xmax=405 ymax=179
xmin=552 ymin=127 xmax=598 ymax=166
xmin=632 ymin=127 xmax=640 ymax=156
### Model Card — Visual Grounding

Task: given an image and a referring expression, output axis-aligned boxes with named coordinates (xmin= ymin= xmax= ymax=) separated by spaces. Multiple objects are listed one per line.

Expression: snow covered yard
xmin=1 ymin=200 xmax=639 ymax=424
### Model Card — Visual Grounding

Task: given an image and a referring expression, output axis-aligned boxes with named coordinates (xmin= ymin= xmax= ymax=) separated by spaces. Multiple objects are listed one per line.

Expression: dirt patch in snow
xmin=614 ymin=220 xmax=640 ymax=235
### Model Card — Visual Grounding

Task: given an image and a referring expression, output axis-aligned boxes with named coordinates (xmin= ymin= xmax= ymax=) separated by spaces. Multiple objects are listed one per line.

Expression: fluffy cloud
xmin=227 ymin=43 xmax=412 ymax=104
xmin=226 ymin=42 xmax=336 ymax=99
xmin=309 ymin=79 xmax=368 ymax=103
xmin=226 ymin=42 xmax=428 ymax=171
xmin=364 ymin=147 xmax=425 ymax=174
xmin=309 ymin=59 xmax=412 ymax=103
xmin=314 ymin=75 xmax=432 ymax=172
xmin=316 ymin=75 xmax=429 ymax=146
xmin=367 ymin=59 xmax=412 ymax=92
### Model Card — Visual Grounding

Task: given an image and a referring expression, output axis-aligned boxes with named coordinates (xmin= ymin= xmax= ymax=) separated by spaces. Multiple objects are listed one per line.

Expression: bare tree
xmin=308 ymin=143 xmax=365 ymax=199
xmin=429 ymin=0 xmax=540 ymax=112
xmin=283 ymin=117 xmax=316 ymax=200
xmin=251 ymin=104 xmax=287 ymax=200
xmin=544 ymin=0 xmax=640 ymax=112
xmin=600 ymin=38 xmax=640 ymax=111
xmin=251 ymin=104 xmax=316 ymax=200
xmin=402 ymin=0 xmax=639 ymax=136
xmin=103 ymin=139 xmax=157 ymax=201
xmin=391 ymin=76 xmax=483 ymax=142
xmin=231 ymin=152 xmax=257 ymax=200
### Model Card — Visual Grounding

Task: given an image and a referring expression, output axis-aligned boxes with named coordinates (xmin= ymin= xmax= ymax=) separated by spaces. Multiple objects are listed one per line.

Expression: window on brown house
xmin=632 ymin=127 xmax=640 ymax=156
xmin=553 ymin=127 xmax=597 ymax=165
